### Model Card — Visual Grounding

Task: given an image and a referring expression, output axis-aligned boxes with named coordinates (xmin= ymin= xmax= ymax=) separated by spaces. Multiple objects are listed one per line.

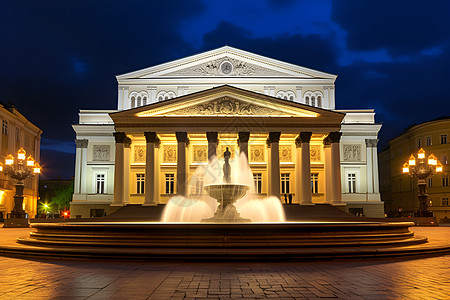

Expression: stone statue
xmin=223 ymin=147 xmax=231 ymax=183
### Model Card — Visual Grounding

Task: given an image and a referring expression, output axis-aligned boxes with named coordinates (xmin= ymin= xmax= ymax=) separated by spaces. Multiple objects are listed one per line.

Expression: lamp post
xmin=1 ymin=148 xmax=40 ymax=228
xmin=402 ymin=148 xmax=442 ymax=217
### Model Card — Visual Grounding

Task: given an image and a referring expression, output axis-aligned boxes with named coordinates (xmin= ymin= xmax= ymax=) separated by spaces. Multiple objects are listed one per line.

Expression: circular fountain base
xmin=8 ymin=221 xmax=440 ymax=260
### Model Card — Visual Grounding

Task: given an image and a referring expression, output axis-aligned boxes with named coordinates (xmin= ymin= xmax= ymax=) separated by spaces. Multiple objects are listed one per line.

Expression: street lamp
xmin=402 ymin=148 xmax=442 ymax=217
xmin=1 ymin=147 xmax=40 ymax=227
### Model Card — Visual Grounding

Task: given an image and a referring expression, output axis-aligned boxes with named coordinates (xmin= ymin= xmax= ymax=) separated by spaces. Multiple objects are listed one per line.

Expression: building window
xmin=441 ymin=134 xmax=448 ymax=144
xmin=442 ymin=198 xmax=449 ymax=206
xmin=442 ymin=155 xmax=448 ymax=164
xmin=347 ymin=173 xmax=356 ymax=193
xmin=304 ymin=91 xmax=323 ymax=108
xmin=311 ymin=173 xmax=319 ymax=194
xmin=157 ymin=91 xmax=176 ymax=102
xmin=426 ymin=136 xmax=432 ymax=146
xmin=305 ymin=96 xmax=310 ymax=105
xmin=16 ymin=128 xmax=20 ymax=142
xmin=136 ymin=174 xmax=145 ymax=194
xmin=2 ymin=120 xmax=7 ymax=135
xmin=427 ymin=178 xmax=432 ymax=188
xmin=130 ymin=91 xmax=149 ymax=108
xmin=165 ymin=174 xmax=175 ymax=194
xmin=311 ymin=96 xmax=316 ymax=107
xmin=253 ymin=173 xmax=262 ymax=194
xmin=416 ymin=138 xmax=421 ymax=148
xmin=281 ymin=173 xmax=290 ymax=194
xmin=192 ymin=174 xmax=204 ymax=194
xmin=96 ymin=174 xmax=105 ymax=194
xmin=131 ymin=96 xmax=136 ymax=108
xmin=442 ymin=176 xmax=449 ymax=187
xmin=275 ymin=90 xmax=295 ymax=101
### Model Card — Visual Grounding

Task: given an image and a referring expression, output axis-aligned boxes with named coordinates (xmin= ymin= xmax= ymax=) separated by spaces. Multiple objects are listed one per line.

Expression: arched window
xmin=311 ymin=96 xmax=316 ymax=107
xmin=157 ymin=90 xmax=177 ymax=101
xmin=276 ymin=90 xmax=296 ymax=101
xmin=317 ymin=96 xmax=322 ymax=108
xmin=129 ymin=91 xmax=148 ymax=108
xmin=305 ymin=96 xmax=310 ymax=106
xmin=137 ymin=96 xmax=142 ymax=107
xmin=303 ymin=91 xmax=323 ymax=108
xmin=131 ymin=96 xmax=136 ymax=108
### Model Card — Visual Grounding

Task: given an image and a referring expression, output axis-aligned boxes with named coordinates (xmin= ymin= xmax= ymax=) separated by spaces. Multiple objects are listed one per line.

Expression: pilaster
xmin=267 ymin=132 xmax=281 ymax=198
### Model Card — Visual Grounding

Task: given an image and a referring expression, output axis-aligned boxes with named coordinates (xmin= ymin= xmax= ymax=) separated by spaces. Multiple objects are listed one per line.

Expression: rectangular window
xmin=442 ymin=198 xmax=449 ymax=206
xmin=416 ymin=138 xmax=421 ymax=148
xmin=136 ymin=174 xmax=145 ymax=194
xmin=165 ymin=174 xmax=175 ymax=194
xmin=253 ymin=173 xmax=262 ymax=194
xmin=441 ymin=134 xmax=448 ymax=144
xmin=443 ymin=155 xmax=448 ymax=165
xmin=311 ymin=173 xmax=319 ymax=194
xmin=348 ymin=173 xmax=356 ymax=193
xmin=2 ymin=120 xmax=7 ymax=135
xmin=426 ymin=136 xmax=432 ymax=146
xmin=427 ymin=178 xmax=432 ymax=188
xmin=192 ymin=174 xmax=204 ymax=194
xmin=443 ymin=176 xmax=449 ymax=187
xmin=15 ymin=128 xmax=20 ymax=142
xmin=96 ymin=174 xmax=105 ymax=194
xmin=281 ymin=173 xmax=290 ymax=194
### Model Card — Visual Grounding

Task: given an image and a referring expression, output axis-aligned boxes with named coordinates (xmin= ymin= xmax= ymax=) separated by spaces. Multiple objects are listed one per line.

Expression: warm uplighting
xmin=18 ymin=148 xmax=26 ymax=160
xmin=428 ymin=154 xmax=437 ymax=165
xmin=418 ymin=148 xmax=425 ymax=159
xmin=436 ymin=163 xmax=443 ymax=173
xmin=402 ymin=163 xmax=410 ymax=173
xmin=5 ymin=154 xmax=14 ymax=165
xmin=0 ymin=162 xmax=3 ymax=172
xmin=33 ymin=163 xmax=41 ymax=174
xmin=408 ymin=155 xmax=416 ymax=166
xmin=26 ymin=155 xmax=35 ymax=166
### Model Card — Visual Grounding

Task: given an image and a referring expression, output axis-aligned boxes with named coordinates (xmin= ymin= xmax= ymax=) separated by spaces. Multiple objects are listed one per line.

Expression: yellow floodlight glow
xmin=418 ymin=148 xmax=425 ymax=159
xmin=428 ymin=154 xmax=437 ymax=166
xmin=402 ymin=163 xmax=410 ymax=173
xmin=5 ymin=154 xmax=14 ymax=165
xmin=18 ymin=148 xmax=26 ymax=160
xmin=0 ymin=162 xmax=3 ymax=172
xmin=408 ymin=155 xmax=416 ymax=166
xmin=26 ymin=155 xmax=35 ymax=167
xmin=436 ymin=163 xmax=443 ymax=173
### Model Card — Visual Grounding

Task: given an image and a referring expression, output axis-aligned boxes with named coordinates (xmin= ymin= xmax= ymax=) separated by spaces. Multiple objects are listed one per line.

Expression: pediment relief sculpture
xmin=164 ymin=57 xmax=290 ymax=77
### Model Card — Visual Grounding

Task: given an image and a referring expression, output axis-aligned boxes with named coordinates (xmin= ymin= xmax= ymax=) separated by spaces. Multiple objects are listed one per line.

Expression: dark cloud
xmin=202 ymin=21 xmax=338 ymax=71
xmin=332 ymin=1 xmax=450 ymax=56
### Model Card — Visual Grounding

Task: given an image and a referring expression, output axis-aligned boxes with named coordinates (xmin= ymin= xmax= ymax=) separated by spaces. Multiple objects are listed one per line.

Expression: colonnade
xmin=112 ymin=131 xmax=343 ymax=206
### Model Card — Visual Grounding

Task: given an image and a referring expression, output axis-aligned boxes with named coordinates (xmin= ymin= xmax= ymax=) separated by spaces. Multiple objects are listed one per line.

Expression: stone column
xmin=176 ymin=132 xmax=189 ymax=196
xmin=325 ymin=132 xmax=343 ymax=205
xmin=238 ymin=132 xmax=250 ymax=159
xmin=365 ymin=139 xmax=374 ymax=194
xmin=268 ymin=132 xmax=281 ymax=198
xmin=154 ymin=140 xmax=161 ymax=203
xmin=144 ymin=132 xmax=158 ymax=205
xmin=74 ymin=139 xmax=88 ymax=194
xmin=296 ymin=132 xmax=313 ymax=205
xmin=206 ymin=132 xmax=218 ymax=161
xmin=123 ymin=137 xmax=131 ymax=204
xmin=113 ymin=132 xmax=126 ymax=205
xmin=372 ymin=139 xmax=380 ymax=194
xmin=323 ymin=140 xmax=332 ymax=204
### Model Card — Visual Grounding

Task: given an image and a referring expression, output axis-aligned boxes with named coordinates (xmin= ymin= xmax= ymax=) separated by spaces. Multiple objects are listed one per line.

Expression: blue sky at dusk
xmin=1 ymin=0 xmax=450 ymax=179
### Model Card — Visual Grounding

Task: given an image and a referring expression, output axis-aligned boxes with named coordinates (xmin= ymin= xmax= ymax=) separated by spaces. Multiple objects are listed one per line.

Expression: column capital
xmin=144 ymin=132 xmax=158 ymax=143
xmin=365 ymin=138 xmax=379 ymax=148
xmin=324 ymin=132 xmax=342 ymax=144
xmin=175 ymin=132 xmax=190 ymax=146
xmin=206 ymin=132 xmax=218 ymax=143
xmin=113 ymin=132 xmax=127 ymax=143
xmin=238 ymin=132 xmax=250 ymax=143
xmin=124 ymin=137 xmax=132 ymax=148
xmin=268 ymin=132 xmax=281 ymax=143
xmin=295 ymin=132 xmax=312 ymax=147
xmin=75 ymin=139 xmax=88 ymax=148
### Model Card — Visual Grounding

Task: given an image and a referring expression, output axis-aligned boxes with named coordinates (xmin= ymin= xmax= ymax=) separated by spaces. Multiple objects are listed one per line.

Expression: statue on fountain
xmin=202 ymin=148 xmax=250 ymax=222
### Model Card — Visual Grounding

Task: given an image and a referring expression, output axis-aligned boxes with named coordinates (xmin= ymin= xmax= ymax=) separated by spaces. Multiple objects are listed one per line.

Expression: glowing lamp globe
xmin=408 ymin=155 xmax=416 ymax=166
xmin=418 ymin=148 xmax=425 ymax=159
xmin=436 ymin=163 xmax=443 ymax=173
xmin=26 ymin=155 xmax=35 ymax=167
xmin=5 ymin=154 xmax=14 ymax=165
xmin=0 ymin=162 xmax=3 ymax=172
xmin=402 ymin=163 xmax=409 ymax=173
xmin=33 ymin=163 xmax=41 ymax=174
xmin=427 ymin=154 xmax=437 ymax=166
xmin=18 ymin=148 xmax=26 ymax=160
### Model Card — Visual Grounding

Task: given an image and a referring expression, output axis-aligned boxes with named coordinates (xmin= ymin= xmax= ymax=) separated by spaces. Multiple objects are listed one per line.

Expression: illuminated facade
xmin=70 ymin=46 xmax=383 ymax=218
xmin=0 ymin=103 xmax=41 ymax=219
xmin=380 ymin=117 xmax=450 ymax=221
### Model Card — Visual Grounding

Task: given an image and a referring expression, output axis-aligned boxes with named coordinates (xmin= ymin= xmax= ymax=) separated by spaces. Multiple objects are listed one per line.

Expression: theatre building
xmin=70 ymin=46 xmax=383 ymax=218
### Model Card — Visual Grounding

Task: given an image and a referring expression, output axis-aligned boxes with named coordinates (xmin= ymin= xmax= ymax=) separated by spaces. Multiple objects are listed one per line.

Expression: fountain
xmin=7 ymin=149 xmax=435 ymax=260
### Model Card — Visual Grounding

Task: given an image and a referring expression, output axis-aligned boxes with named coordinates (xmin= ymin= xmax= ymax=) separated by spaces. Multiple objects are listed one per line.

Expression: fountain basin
xmin=203 ymin=183 xmax=250 ymax=222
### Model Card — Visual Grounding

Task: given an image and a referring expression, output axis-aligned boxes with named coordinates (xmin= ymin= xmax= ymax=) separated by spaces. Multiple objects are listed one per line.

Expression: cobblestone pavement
xmin=0 ymin=226 xmax=448 ymax=300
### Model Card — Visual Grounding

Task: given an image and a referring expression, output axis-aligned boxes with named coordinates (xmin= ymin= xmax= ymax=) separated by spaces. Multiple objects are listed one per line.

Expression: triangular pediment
xmin=116 ymin=46 xmax=336 ymax=80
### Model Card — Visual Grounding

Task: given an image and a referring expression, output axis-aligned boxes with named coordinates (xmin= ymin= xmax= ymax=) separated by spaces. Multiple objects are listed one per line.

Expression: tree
xmin=50 ymin=182 xmax=73 ymax=211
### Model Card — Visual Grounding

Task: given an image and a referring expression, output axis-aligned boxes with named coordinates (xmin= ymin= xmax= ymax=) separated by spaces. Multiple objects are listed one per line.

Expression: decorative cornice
xmin=75 ymin=139 xmax=88 ymax=148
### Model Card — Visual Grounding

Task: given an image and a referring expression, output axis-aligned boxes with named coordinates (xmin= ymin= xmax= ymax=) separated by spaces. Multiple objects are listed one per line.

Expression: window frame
xmin=281 ymin=173 xmax=290 ymax=194
xmin=136 ymin=173 xmax=145 ymax=194
xmin=253 ymin=173 xmax=262 ymax=194
xmin=311 ymin=173 xmax=319 ymax=194
xmin=165 ymin=173 xmax=175 ymax=194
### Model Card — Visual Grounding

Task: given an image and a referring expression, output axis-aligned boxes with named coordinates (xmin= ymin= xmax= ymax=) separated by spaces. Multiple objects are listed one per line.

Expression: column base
xmin=3 ymin=217 xmax=29 ymax=228
xmin=142 ymin=203 xmax=157 ymax=207
xmin=299 ymin=202 xmax=315 ymax=206
xmin=331 ymin=201 xmax=346 ymax=206
xmin=110 ymin=204 xmax=125 ymax=207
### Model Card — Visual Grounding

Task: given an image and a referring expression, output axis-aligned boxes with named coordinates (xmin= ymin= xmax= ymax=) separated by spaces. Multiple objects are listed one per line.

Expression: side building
xmin=380 ymin=117 xmax=450 ymax=221
xmin=0 ymin=103 xmax=42 ymax=219
xmin=70 ymin=46 xmax=383 ymax=218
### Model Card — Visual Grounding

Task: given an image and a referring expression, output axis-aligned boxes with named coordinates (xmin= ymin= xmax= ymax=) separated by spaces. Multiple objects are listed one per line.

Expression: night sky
xmin=2 ymin=1 xmax=450 ymax=179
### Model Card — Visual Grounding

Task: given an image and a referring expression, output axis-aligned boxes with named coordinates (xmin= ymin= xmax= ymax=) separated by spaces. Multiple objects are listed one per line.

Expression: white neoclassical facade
xmin=71 ymin=46 xmax=383 ymax=218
